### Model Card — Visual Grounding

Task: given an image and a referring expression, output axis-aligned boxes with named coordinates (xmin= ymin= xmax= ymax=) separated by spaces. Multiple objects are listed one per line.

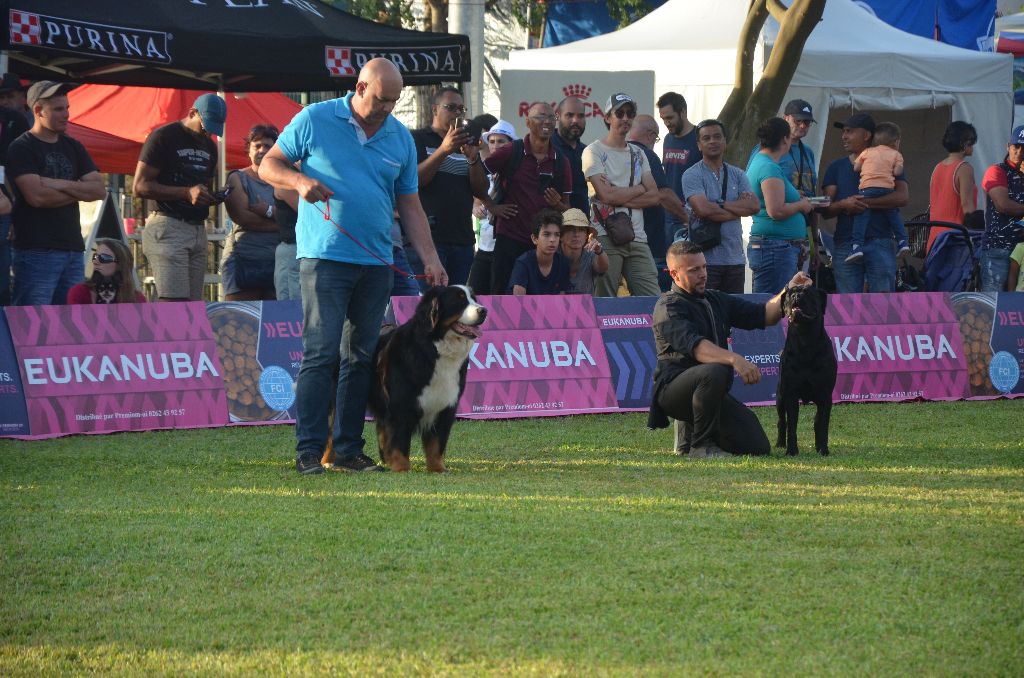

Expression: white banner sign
xmin=500 ymin=70 xmax=656 ymax=146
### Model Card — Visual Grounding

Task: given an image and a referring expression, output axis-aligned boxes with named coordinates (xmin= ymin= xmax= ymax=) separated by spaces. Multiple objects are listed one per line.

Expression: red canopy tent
xmin=68 ymin=85 xmax=303 ymax=175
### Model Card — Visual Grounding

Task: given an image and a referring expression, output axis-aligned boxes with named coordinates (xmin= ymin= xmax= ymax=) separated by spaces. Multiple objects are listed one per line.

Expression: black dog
xmin=776 ymin=285 xmax=837 ymax=456
xmin=368 ymin=285 xmax=487 ymax=472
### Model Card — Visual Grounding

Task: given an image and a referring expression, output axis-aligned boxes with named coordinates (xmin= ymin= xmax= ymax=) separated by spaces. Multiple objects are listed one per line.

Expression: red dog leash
xmin=314 ymin=201 xmax=427 ymax=280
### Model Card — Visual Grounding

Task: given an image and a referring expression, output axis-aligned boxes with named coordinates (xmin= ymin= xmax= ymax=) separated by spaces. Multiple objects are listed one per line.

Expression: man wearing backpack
xmin=482 ymin=102 xmax=571 ymax=295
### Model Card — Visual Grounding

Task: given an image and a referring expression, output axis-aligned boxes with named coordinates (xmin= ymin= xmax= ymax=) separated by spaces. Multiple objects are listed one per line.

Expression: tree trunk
xmin=414 ymin=0 xmax=449 ymax=129
xmin=720 ymin=0 xmax=826 ymax=166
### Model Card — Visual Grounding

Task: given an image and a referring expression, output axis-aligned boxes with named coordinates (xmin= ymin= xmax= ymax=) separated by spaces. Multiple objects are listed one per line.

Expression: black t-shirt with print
xmin=139 ymin=121 xmax=217 ymax=223
xmin=412 ymin=127 xmax=475 ymax=246
xmin=7 ymin=131 xmax=98 ymax=251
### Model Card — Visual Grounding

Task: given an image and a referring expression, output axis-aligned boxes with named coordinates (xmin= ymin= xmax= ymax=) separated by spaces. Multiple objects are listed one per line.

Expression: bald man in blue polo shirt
xmin=261 ymin=58 xmax=448 ymax=475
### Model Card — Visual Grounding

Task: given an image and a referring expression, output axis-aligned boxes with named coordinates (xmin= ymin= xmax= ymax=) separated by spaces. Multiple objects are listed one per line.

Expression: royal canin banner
xmin=1 ymin=293 xmax=1021 ymax=439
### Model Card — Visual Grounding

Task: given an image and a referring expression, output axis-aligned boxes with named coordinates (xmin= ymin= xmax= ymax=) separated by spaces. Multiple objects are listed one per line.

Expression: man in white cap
xmin=8 ymin=81 xmax=105 ymax=305
xmin=134 ymin=93 xmax=227 ymax=301
xmin=583 ymin=92 xmax=661 ymax=297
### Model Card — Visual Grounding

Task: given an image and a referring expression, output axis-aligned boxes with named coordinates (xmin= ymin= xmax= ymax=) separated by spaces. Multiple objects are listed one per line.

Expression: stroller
xmin=903 ymin=219 xmax=983 ymax=293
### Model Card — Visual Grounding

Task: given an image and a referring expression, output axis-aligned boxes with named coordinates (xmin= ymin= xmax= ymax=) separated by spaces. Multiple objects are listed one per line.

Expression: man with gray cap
xmin=583 ymin=92 xmax=661 ymax=297
xmin=134 ymin=93 xmax=227 ymax=301
xmin=821 ymin=112 xmax=909 ymax=293
xmin=7 ymin=81 xmax=105 ymax=306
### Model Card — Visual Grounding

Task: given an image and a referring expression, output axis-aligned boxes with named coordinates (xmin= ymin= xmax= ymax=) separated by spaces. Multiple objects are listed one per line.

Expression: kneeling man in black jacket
xmin=649 ymin=240 xmax=810 ymax=458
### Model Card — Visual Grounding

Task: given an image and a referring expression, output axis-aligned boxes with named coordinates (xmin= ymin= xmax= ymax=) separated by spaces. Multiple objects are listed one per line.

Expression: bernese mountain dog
xmin=368 ymin=285 xmax=487 ymax=472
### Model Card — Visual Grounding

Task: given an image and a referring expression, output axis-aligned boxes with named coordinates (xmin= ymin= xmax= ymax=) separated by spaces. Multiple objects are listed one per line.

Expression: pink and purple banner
xmin=828 ymin=292 xmax=968 ymax=403
xmin=4 ymin=303 xmax=227 ymax=437
xmin=393 ymin=295 xmax=620 ymax=418
xmin=1 ymin=292 xmax=1021 ymax=439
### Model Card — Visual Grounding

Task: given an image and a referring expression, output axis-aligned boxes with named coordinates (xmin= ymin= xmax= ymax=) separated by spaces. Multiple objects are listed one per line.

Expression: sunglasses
xmin=92 ymin=252 xmax=116 ymax=264
xmin=440 ymin=103 xmax=466 ymax=114
xmin=613 ymin=108 xmax=637 ymax=119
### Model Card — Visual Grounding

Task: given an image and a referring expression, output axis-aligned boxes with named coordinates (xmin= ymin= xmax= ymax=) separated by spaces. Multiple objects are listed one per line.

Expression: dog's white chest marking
xmin=417 ymin=335 xmax=473 ymax=429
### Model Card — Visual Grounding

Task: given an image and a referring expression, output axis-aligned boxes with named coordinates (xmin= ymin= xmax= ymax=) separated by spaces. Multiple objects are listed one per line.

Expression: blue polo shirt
xmin=276 ymin=93 xmax=418 ymax=265
xmin=821 ymin=156 xmax=908 ymax=245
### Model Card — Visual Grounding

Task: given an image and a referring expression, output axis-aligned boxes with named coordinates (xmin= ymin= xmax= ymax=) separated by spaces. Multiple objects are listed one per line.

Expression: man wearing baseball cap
xmin=820 ymin=112 xmax=909 ymax=293
xmin=582 ymin=92 xmax=662 ymax=297
xmin=747 ymin=98 xmax=827 ymax=276
xmin=133 ymin=93 xmax=226 ymax=301
xmin=978 ymin=124 xmax=1024 ymax=291
xmin=747 ymin=99 xmax=819 ymax=200
xmin=7 ymin=80 xmax=105 ymax=306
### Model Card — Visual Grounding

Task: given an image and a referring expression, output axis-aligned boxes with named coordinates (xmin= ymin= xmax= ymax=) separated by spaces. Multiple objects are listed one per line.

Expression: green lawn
xmin=2 ymin=400 xmax=1022 ymax=676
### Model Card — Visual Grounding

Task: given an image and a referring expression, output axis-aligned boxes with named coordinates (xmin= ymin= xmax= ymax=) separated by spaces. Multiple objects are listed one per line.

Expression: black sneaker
xmin=296 ymin=451 xmax=325 ymax=475
xmin=328 ymin=453 xmax=386 ymax=473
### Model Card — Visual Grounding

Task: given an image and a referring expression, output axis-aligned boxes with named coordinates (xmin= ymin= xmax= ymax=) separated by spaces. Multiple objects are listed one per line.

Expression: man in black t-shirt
xmin=8 ymin=81 xmax=105 ymax=306
xmin=408 ymin=87 xmax=488 ymax=289
xmin=134 ymin=93 xmax=226 ymax=301
xmin=0 ymin=73 xmax=30 ymax=305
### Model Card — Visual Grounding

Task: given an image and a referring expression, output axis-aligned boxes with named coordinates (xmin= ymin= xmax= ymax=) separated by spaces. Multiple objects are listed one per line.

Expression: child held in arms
xmin=508 ymin=208 xmax=571 ymax=295
xmin=846 ymin=121 xmax=911 ymax=263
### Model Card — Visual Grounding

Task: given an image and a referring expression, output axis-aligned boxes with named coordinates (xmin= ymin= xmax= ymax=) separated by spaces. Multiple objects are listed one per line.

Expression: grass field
xmin=2 ymin=400 xmax=1022 ymax=676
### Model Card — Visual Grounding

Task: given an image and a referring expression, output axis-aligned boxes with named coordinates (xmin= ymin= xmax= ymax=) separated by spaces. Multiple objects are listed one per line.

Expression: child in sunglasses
xmin=68 ymin=238 xmax=146 ymax=304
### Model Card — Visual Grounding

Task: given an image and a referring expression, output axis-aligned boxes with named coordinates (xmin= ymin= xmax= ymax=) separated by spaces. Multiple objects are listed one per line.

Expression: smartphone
xmin=458 ymin=118 xmax=482 ymax=145
xmin=212 ymin=186 xmax=233 ymax=202
xmin=538 ymin=172 xmax=554 ymax=195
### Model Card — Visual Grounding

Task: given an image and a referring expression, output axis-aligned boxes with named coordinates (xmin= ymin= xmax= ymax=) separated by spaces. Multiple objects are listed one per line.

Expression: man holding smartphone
xmin=134 ymin=93 xmax=227 ymax=301
xmin=409 ymin=87 xmax=489 ymax=289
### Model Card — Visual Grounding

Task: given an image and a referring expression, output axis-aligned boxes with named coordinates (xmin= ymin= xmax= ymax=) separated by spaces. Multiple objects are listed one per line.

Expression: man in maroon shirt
xmin=482 ymin=102 xmax=571 ymax=294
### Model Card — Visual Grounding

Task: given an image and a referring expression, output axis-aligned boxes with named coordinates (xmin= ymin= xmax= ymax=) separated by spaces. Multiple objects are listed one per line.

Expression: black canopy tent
xmin=1 ymin=0 xmax=470 ymax=91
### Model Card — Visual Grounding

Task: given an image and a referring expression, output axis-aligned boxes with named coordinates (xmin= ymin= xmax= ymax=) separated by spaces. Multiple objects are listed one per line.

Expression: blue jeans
xmin=833 ymin=238 xmax=897 ymax=293
xmin=391 ymin=245 xmax=421 ymax=297
xmin=980 ymin=248 xmax=1011 ymax=292
xmin=274 ymin=242 xmax=301 ymax=301
xmin=0 ymin=215 xmax=11 ymax=305
xmin=406 ymin=242 xmax=474 ymax=292
xmin=747 ymin=237 xmax=801 ymax=294
xmin=851 ymin=187 xmax=907 ymax=245
xmin=12 ymin=248 xmax=85 ymax=306
xmin=294 ymin=259 xmax=393 ymax=460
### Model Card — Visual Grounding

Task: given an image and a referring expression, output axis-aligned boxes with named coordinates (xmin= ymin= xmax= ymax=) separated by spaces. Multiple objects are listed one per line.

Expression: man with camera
xmin=409 ymin=87 xmax=489 ymax=289
xmin=681 ymin=119 xmax=759 ymax=293
xmin=134 ymin=93 xmax=227 ymax=301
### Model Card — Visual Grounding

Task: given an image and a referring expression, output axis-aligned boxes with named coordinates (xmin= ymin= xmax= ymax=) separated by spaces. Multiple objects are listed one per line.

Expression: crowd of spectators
xmin=3 ymin=75 xmax=1024 ymax=308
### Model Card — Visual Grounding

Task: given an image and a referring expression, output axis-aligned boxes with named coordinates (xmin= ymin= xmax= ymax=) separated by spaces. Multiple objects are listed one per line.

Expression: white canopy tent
xmin=508 ymin=0 xmax=1012 ymax=200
